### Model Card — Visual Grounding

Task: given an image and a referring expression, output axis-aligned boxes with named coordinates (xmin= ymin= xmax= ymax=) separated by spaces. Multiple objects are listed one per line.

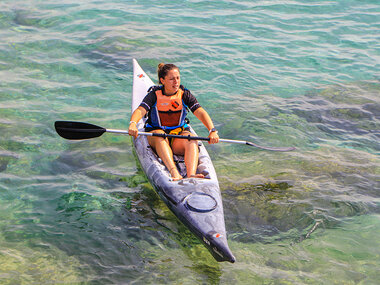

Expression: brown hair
xmin=157 ymin=63 xmax=179 ymax=84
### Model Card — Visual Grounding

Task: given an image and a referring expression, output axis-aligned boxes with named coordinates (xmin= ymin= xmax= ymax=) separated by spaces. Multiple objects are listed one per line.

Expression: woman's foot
xmin=189 ymin=173 xmax=205 ymax=179
xmin=169 ymin=167 xmax=183 ymax=181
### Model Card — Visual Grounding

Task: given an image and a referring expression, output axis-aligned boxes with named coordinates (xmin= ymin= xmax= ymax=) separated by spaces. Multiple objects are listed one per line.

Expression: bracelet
xmin=129 ymin=121 xmax=137 ymax=125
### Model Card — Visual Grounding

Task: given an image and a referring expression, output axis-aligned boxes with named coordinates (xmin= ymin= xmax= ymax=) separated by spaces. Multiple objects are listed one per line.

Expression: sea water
xmin=0 ymin=0 xmax=379 ymax=284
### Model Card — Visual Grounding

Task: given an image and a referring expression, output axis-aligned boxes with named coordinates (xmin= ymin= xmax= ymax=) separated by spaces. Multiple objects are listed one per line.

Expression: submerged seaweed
xmin=222 ymin=170 xmax=379 ymax=245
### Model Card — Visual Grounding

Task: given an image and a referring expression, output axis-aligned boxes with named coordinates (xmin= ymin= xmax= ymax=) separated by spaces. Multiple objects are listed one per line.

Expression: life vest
xmin=147 ymin=87 xmax=188 ymax=130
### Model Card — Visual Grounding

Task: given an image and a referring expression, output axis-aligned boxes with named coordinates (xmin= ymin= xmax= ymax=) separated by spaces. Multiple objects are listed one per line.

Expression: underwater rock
xmin=0 ymin=160 xmax=8 ymax=172
xmin=50 ymin=152 xmax=95 ymax=174
xmin=79 ymin=47 xmax=132 ymax=71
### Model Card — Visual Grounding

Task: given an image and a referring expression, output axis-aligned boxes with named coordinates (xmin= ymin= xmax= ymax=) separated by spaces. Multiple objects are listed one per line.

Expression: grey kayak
xmin=131 ymin=59 xmax=235 ymax=263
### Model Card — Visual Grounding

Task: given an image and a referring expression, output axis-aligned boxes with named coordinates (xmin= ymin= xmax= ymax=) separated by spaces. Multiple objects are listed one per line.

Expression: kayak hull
xmin=132 ymin=59 xmax=235 ymax=263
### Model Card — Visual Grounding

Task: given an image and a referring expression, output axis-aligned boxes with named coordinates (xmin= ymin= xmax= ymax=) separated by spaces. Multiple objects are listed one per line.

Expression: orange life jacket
xmin=147 ymin=87 xmax=188 ymax=130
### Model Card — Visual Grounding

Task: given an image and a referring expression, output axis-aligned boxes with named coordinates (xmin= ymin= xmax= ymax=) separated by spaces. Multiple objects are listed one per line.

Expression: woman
xmin=128 ymin=63 xmax=219 ymax=181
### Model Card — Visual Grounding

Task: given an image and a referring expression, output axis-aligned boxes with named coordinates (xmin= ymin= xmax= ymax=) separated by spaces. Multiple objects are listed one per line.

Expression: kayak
xmin=131 ymin=59 xmax=236 ymax=263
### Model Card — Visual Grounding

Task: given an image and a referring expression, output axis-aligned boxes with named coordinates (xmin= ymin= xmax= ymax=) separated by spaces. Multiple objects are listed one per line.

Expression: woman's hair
xmin=157 ymin=63 xmax=179 ymax=84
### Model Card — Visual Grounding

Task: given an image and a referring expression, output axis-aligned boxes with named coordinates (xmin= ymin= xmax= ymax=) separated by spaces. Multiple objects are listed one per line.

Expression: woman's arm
xmin=128 ymin=106 xmax=147 ymax=138
xmin=193 ymin=107 xmax=219 ymax=144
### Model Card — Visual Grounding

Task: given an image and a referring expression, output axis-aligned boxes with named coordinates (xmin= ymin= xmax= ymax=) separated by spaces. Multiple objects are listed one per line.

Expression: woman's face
xmin=160 ymin=68 xmax=180 ymax=95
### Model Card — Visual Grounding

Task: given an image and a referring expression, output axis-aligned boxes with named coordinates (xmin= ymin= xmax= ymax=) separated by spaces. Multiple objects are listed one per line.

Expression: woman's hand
xmin=208 ymin=131 xmax=219 ymax=144
xmin=128 ymin=122 xmax=138 ymax=138
xmin=128 ymin=107 xmax=147 ymax=139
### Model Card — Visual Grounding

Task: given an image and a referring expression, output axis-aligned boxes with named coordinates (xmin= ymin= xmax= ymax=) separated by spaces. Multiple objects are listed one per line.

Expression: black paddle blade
xmin=55 ymin=121 xmax=106 ymax=140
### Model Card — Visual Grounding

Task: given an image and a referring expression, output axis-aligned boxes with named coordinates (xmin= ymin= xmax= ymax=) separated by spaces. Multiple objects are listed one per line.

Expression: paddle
xmin=54 ymin=121 xmax=296 ymax=152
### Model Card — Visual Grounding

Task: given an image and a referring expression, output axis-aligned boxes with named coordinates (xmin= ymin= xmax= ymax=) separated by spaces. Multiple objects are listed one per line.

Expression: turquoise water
xmin=1 ymin=0 xmax=379 ymax=283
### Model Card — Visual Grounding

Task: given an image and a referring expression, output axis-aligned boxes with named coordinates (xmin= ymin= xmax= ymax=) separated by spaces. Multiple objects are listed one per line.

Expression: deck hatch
xmin=185 ymin=192 xmax=217 ymax=213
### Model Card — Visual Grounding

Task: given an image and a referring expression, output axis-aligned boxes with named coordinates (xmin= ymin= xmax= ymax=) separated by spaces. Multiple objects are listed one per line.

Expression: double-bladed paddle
xmin=54 ymin=121 xmax=296 ymax=152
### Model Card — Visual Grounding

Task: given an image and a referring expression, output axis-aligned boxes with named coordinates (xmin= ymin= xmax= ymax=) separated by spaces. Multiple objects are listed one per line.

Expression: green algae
xmin=0 ymin=241 xmax=85 ymax=284
xmin=0 ymin=198 xmax=86 ymax=284
xmin=119 ymin=173 xmax=148 ymax=188
xmin=56 ymin=192 xmax=113 ymax=213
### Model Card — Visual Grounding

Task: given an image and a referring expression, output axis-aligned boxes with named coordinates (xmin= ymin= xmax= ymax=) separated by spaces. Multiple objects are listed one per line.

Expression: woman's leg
xmin=147 ymin=130 xmax=182 ymax=181
xmin=171 ymin=131 xmax=204 ymax=178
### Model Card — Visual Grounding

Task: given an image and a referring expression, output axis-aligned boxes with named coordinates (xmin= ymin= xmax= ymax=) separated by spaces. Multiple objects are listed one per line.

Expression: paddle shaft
xmin=108 ymin=128 xmax=249 ymax=143
xmin=107 ymin=128 xmax=208 ymax=141
xmin=54 ymin=121 xmax=295 ymax=152
xmin=106 ymin=128 xmax=295 ymax=151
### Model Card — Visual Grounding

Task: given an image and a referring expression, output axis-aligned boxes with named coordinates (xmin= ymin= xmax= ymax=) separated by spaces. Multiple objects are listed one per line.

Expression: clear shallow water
xmin=0 ymin=0 xmax=379 ymax=284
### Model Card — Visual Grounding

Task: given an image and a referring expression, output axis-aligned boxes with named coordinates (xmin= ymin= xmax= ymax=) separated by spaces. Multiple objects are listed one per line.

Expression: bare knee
xmin=172 ymin=132 xmax=198 ymax=154
xmin=182 ymin=132 xmax=198 ymax=146
xmin=147 ymin=130 xmax=168 ymax=149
